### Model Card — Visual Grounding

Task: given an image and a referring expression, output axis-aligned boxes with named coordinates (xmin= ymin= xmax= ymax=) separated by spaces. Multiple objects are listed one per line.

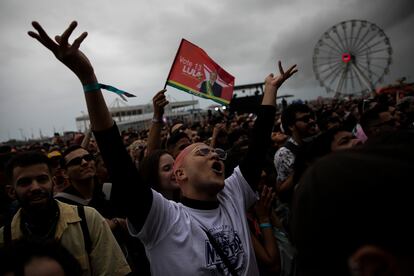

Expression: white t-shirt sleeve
xmin=222 ymin=166 xmax=257 ymax=210
xmin=274 ymin=147 xmax=295 ymax=184
xmin=127 ymin=190 xmax=182 ymax=249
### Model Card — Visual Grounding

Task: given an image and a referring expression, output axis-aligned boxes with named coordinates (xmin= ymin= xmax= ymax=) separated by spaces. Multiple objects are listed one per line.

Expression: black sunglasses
xmin=194 ymin=147 xmax=227 ymax=160
xmin=65 ymin=154 xmax=95 ymax=167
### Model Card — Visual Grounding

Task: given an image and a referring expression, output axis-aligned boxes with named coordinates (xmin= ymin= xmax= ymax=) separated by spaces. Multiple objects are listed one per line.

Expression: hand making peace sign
xmin=28 ymin=21 xmax=96 ymax=84
xmin=265 ymin=61 xmax=298 ymax=94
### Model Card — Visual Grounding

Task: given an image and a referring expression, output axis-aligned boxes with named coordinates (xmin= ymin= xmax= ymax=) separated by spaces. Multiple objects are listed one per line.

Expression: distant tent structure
xmin=229 ymin=82 xmax=293 ymax=113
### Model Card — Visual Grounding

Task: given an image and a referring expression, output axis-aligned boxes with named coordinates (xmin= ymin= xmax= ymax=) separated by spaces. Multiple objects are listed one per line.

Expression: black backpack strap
xmin=283 ymin=140 xmax=300 ymax=156
xmin=77 ymin=205 xmax=92 ymax=255
xmin=202 ymin=228 xmax=238 ymax=276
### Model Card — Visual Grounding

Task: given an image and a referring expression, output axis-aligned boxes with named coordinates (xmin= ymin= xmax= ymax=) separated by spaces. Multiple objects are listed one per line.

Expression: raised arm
xmin=146 ymin=89 xmax=168 ymax=156
xmin=210 ymin=123 xmax=226 ymax=149
xmin=239 ymin=61 xmax=297 ymax=190
xmin=262 ymin=61 xmax=297 ymax=106
xmin=28 ymin=21 xmax=152 ymax=230
xmin=252 ymin=186 xmax=280 ymax=271
xmin=28 ymin=21 xmax=112 ymax=130
xmin=80 ymin=127 xmax=92 ymax=149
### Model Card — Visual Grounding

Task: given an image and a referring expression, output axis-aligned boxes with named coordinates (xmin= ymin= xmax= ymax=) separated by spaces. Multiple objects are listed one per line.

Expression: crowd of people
xmin=0 ymin=21 xmax=413 ymax=276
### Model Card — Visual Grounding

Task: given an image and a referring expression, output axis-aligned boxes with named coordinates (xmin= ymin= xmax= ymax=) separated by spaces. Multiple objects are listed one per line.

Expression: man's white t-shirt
xmin=128 ymin=167 xmax=259 ymax=275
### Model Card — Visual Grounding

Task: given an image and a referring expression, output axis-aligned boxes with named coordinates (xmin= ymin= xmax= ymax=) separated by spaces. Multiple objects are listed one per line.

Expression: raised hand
xmin=265 ymin=61 xmax=298 ymax=94
xmin=28 ymin=21 xmax=96 ymax=84
xmin=212 ymin=123 xmax=226 ymax=137
xmin=152 ymin=89 xmax=169 ymax=120
xmin=262 ymin=61 xmax=297 ymax=106
xmin=254 ymin=186 xmax=276 ymax=223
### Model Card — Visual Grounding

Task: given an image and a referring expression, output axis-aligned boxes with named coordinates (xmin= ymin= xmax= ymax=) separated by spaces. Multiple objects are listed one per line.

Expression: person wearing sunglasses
xmin=55 ymin=145 xmax=121 ymax=230
xmin=28 ymin=21 xmax=297 ymax=275
xmin=273 ymin=103 xmax=320 ymax=231
xmin=54 ymin=145 xmax=142 ymax=270
xmin=54 ymin=145 xmax=97 ymax=206
xmin=274 ymin=103 xmax=319 ymax=193
xmin=1 ymin=151 xmax=131 ymax=275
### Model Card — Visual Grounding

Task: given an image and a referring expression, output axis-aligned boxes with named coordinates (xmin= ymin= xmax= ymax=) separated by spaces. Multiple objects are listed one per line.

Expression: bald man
xmin=28 ymin=20 xmax=297 ymax=275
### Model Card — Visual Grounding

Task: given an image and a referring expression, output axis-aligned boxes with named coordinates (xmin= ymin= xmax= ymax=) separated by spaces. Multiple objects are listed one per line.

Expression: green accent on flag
xmin=167 ymin=80 xmax=230 ymax=105
xmin=206 ymin=81 xmax=214 ymax=97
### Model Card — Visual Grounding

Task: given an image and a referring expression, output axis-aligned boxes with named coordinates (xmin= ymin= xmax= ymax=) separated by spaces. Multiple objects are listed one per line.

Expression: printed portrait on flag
xmin=166 ymin=39 xmax=235 ymax=105
xmin=198 ymin=67 xmax=226 ymax=98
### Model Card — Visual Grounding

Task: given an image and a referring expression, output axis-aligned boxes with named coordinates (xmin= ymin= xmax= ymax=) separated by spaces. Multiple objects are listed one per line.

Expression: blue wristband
xmin=83 ymin=83 xmax=136 ymax=101
xmin=83 ymin=83 xmax=101 ymax=92
xmin=259 ymin=223 xmax=272 ymax=229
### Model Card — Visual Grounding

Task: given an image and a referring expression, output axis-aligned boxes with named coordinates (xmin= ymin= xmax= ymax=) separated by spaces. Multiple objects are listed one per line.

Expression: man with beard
xmin=0 ymin=151 xmax=131 ymax=276
xmin=273 ymin=103 xmax=319 ymax=230
xmin=274 ymin=103 xmax=319 ymax=193
xmin=55 ymin=145 xmax=115 ymax=222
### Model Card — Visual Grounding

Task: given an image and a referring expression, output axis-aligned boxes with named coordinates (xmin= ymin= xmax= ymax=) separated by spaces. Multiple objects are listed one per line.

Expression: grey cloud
xmin=269 ymin=0 xmax=414 ymax=93
xmin=1 ymin=0 xmax=413 ymax=141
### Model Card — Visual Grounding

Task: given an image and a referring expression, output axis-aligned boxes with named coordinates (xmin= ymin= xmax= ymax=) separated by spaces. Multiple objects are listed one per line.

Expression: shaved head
xmin=173 ymin=143 xmax=203 ymax=173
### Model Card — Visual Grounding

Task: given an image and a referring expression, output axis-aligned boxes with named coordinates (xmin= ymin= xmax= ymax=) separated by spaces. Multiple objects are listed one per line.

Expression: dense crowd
xmin=0 ymin=21 xmax=413 ymax=276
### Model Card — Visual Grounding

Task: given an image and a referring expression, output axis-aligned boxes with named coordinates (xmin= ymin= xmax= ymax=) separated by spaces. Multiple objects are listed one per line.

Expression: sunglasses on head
xmin=194 ymin=147 xmax=227 ymax=160
xmin=65 ymin=153 xmax=95 ymax=167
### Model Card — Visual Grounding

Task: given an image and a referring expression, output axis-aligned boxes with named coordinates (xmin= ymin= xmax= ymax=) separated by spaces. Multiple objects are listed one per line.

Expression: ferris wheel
xmin=313 ymin=20 xmax=392 ymax=96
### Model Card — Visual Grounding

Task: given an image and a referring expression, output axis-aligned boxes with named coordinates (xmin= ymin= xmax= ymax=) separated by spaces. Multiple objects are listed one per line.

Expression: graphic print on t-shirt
xmin=204 ymin=225 xmax=246 ymax=274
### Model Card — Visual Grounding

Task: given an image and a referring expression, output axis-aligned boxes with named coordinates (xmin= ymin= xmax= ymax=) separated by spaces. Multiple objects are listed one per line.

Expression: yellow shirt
xmin=0 ymin=200 xmax=131 ymax=276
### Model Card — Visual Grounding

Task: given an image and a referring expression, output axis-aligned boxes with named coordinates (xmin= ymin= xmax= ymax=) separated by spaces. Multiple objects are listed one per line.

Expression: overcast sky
xmin=1 ymin=0 xmax=413 ymax=142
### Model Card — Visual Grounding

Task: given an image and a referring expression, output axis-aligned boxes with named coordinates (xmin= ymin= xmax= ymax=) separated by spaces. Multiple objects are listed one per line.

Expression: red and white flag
xmin=165 ymin=39 xmax=235 ymax=105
